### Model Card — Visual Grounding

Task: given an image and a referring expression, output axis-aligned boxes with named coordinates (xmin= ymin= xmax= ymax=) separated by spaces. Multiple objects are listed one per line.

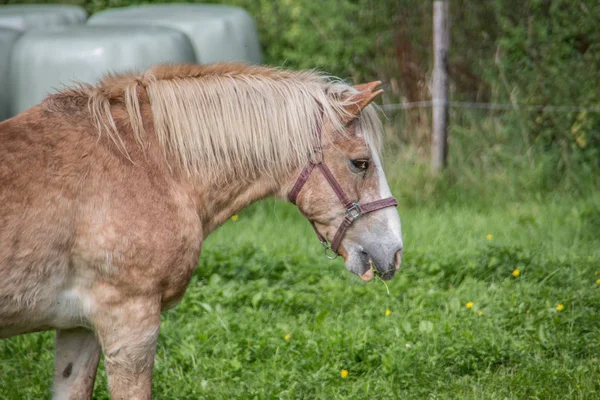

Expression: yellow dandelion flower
xmin=466 ymin=302 xmax=473 ymax=309
xmin=512 ymin=269 xmax=520 ymax=277
xmin=595 ymin=271 xmax=599 ymax=276
xmin=486 ymin=234 xmax=493 ymax=240
xmin=477 ymin=311 xmax=483 ymax=316
xmin=385 ymin=309 xmax=391 ymax=316
xmin=340 ymin=369 xmax=348 ymax=378
xmin=231 ymin=214 xmax=239 ymax=221
xmin=284 ymin=333 xmax=291 ymax=340
xmin=596 ymin=279 xmax=600 ymax=284
xmin=556 ymin=304 xmax=564 ymax=311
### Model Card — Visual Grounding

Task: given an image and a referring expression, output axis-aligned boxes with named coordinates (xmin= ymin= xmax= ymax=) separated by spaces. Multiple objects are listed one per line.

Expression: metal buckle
xmin=346 ymin=203 xmax=361 ymax=221
xmin=320 ymin=240 xmax=338 ymax=260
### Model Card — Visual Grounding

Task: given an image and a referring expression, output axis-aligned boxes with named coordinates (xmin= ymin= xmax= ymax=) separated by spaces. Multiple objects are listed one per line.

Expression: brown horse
xmin=0 ymin=63 xmax=403 ymax=399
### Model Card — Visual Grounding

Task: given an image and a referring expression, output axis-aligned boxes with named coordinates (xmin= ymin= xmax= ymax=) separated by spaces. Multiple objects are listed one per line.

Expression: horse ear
xmin=343 ymin=81 xmax=383 ymax=121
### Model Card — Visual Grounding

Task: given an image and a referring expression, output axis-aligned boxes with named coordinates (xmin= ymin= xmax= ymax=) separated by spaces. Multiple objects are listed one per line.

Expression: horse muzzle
xmin=346 ymin=245 xmax=403 ymax=282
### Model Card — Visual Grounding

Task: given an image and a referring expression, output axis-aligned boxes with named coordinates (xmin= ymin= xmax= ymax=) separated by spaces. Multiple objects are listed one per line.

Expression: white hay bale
xmin=0 ymin=27 xmax=20 ymax=121
xmin=0 ymin=4 xmax=87 ymax=32
xmin=9 ymin=25 xmax=196 ymax=115
xmin=88 ymin=4 xmax=262 ymax=65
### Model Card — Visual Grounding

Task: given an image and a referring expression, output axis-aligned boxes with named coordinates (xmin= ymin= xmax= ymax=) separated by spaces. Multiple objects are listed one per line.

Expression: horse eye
xmin=350 ymin=159 xmax=370 ymax=172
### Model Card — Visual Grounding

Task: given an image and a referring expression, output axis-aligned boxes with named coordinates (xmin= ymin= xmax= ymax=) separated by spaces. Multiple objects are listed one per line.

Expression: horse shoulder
xmin=69 ymin=148 xmax=204 ymax=310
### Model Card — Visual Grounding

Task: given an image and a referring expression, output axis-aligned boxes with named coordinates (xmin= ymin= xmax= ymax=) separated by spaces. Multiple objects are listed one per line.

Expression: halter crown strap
xmin=289 ymin=162 xmax=397 ymax=258
xmin=288 ymin=163 xmax=315 ymax=204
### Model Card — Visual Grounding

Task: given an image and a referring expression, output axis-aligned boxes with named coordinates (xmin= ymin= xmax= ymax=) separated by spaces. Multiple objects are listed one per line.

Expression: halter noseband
xmin=288 ymin=161 xmax=398 ymax=259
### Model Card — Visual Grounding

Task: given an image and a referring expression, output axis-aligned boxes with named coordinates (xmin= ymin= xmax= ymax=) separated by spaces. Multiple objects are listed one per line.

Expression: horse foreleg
xmin=53 ymin=328 xmax=101 ymax=400
xmin=93 ymin=297 xmax=161 ymax=400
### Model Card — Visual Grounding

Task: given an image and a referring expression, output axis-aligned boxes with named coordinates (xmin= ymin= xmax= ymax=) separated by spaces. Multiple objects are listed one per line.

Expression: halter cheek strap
xmin=288 ymin=162 xmax=398 ymax=259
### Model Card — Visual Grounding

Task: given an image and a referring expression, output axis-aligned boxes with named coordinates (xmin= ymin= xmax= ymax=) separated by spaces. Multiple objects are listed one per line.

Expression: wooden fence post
xmin=432 ymin=0 xmax=450 ymax=172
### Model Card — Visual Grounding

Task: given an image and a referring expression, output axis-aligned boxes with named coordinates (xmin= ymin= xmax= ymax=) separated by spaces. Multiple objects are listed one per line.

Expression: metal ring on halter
xmin=346 ymin=203 xmax=361 ymax=221
xmin=321 ymin=240 xmax=338 ymax=260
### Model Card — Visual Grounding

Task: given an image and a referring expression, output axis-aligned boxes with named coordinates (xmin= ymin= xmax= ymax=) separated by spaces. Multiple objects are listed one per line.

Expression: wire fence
xmin=380 ymin=100 xmax=600 ymax=114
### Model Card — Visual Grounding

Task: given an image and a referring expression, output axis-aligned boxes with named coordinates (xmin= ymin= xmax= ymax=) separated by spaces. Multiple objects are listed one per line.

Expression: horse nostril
xmin=394 ymin=249 xmax=403 ymax=270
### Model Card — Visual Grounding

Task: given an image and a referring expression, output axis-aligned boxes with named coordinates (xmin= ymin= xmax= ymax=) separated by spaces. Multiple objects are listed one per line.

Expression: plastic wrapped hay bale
xmin=9 ymin=25 xmax=196 ymax=115
xmin=88 ymin=4 xmax=262 ymax=65
xmin=0 ymin=27 xmax=20 ymax=121
xmin=0 ymin=4 xmax=87 ymax=32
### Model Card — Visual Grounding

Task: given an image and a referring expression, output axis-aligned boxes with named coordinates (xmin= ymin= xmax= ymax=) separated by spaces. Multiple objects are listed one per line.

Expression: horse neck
xmin=192 ymin=174 xmax=280 ymax=236
xmin=122 ymin=100 xmax=295 ymax=236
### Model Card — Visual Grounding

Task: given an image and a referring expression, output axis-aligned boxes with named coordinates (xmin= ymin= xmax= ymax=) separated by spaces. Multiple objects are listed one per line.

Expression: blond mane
xmin=58 ymin=63 xmax=383 ymax=182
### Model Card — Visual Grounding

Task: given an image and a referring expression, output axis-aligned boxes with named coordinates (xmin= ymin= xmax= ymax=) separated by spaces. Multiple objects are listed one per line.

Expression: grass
xmin=1 ymin=152 xmax=600 ymax=399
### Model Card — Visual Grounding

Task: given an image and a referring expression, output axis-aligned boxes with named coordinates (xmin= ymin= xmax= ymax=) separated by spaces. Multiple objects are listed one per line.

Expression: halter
xmin=288 ymin=161 xmax=398 ymax=259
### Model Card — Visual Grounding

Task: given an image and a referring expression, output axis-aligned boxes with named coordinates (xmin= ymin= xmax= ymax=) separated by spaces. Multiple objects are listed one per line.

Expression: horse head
xmin=284 ymin=82 xmax=403 ymax=281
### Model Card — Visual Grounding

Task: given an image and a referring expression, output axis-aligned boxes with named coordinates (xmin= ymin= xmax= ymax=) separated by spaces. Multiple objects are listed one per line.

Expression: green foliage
xmin=490 ymin=0 xmax=600 ymax=178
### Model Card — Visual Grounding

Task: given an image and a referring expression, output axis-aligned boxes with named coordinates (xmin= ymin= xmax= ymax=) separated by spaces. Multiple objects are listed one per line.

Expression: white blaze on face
xmin=367 ymin=138 xmax=403 ymax=248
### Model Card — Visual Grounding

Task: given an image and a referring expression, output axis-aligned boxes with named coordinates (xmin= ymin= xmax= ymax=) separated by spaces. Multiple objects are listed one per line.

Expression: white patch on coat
xmin=54 ymin=286 xmax=93 ymax=330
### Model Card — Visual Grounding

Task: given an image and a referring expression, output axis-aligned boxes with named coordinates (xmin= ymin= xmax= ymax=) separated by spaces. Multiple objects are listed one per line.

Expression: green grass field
xmin=1 ymin=157 xmax=599 ymax=399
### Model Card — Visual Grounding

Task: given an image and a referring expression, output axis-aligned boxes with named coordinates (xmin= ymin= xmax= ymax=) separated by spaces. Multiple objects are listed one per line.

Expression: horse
xmin=0 ymin=63 xmax=403 ymax=399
